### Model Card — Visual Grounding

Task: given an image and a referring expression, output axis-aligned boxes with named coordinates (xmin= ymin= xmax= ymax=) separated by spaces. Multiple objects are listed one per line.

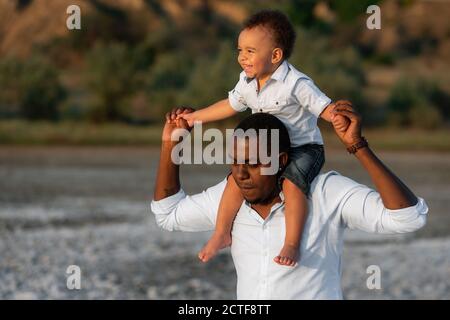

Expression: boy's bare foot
xmin=198 ymin=233 xmax=232 ymax=263
xmin=273 ymin=244 xmax=299 ymax=267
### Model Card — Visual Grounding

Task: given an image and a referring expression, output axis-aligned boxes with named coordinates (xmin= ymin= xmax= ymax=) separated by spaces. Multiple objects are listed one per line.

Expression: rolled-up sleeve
xmin=228 ymin=73 xmax=249 ymax=112
xmin=293 ymin=79 xmax=331 ymax=118
xmin=340 ymin=184 xmax=428 ymax=234
xmin=150 ymin=179 xmax=226 ymax=232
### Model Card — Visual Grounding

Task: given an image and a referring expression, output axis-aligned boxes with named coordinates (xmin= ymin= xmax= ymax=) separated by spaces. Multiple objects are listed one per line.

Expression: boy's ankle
xmin=213 ymin=230 xmax=231 ymax=237
xmin=284 ymin=241 xmax=300 ymax=249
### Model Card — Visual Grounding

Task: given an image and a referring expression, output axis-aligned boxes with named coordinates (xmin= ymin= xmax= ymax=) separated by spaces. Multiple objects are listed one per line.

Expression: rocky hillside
xmin=0 ymin=0 xmax=247 ymax=57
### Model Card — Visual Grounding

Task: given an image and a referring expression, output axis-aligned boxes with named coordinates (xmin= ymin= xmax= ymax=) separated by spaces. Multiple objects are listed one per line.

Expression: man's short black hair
xmin=234 ymin=112 xmax=291 ymax=154
xmin=243 ymin=10 xmax=296 ymax=60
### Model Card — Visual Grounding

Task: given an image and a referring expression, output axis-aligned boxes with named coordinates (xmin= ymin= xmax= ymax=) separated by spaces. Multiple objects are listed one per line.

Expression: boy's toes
xmin=273 ymin=256 xmax=281 ymax=264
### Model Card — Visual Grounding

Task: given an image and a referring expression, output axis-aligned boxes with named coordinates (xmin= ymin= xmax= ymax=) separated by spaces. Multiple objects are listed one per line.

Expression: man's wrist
xmin=346 ymin=137 xmax=368 ymax=154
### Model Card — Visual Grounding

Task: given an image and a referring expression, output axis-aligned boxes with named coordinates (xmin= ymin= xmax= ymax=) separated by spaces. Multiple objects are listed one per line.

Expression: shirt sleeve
xmin=150 ymin=179 xmax=227 ymax=232
xmin=320 ymin=171 xmax=428 ymax=234
xmin=293 ymin=78 xmax=332 ymax=118
xmin=228 ymin=72 xmax=249 ymax=112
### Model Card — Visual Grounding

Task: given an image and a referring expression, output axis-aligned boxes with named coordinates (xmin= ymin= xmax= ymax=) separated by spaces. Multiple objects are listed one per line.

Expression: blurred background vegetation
xmin=0 ymin=0 xmax=449 ymax=147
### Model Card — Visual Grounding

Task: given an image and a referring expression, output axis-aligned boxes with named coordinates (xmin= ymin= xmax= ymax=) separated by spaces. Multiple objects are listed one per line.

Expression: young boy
xmin=178 ymin=10 xmax=348 ymax=266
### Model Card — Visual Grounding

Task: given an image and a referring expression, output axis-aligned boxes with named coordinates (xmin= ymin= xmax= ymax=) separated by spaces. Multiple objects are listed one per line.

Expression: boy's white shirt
xmin=228 ymin=60 xmax=331 ymax=147
xmin=151 ymin=171 xmax=428 ymax=300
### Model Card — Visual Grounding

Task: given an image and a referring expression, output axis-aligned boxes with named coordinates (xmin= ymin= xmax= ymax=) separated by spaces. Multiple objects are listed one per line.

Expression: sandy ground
xmin=1 ymin=146 xmax=449 ymax=299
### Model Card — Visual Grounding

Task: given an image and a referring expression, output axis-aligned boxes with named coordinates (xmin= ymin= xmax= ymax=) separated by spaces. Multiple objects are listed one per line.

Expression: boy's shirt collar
xmin=244 ymin=60 xmax=290 ymax=84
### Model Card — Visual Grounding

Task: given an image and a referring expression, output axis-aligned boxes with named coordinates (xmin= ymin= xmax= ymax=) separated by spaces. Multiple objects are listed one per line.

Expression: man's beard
xmin=245 ymin=186 xmax=280 ymax=205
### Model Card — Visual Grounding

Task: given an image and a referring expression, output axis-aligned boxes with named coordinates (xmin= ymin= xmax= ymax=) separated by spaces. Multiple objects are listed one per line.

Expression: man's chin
xmin=243 ymin=194 xmax=260 ymax=204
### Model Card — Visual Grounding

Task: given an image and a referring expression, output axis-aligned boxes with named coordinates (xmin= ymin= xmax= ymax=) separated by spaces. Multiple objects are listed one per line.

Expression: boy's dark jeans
xmin=280 ymin=144 xmax=325 ymax=195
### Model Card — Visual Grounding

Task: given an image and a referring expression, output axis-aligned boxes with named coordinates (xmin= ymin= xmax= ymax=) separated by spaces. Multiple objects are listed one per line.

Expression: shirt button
xmin=259 ymin=109 xmax=263 ymax=112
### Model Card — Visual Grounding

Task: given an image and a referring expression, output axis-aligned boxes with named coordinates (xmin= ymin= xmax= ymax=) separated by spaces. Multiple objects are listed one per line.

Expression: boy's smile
xmin=237 ymin=26 xmax=282 ymax=89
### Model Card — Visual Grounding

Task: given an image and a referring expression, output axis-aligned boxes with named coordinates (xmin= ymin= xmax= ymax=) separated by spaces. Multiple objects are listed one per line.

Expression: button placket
xmin=260 ymin=222 xmax=270 ymax=298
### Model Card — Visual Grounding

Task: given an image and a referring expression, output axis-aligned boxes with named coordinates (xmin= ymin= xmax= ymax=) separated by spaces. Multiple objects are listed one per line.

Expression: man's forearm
xmin=153 ymin=141 xmax=180 ymax=201
xmin=354 ymin=146 xmax=418 ymax=209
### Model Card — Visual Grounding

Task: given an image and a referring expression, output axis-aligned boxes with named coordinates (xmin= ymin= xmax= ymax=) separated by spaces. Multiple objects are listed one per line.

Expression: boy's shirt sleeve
xmin=228 ymin=72 xmax=249 ymax=112
xmin=293 ymin=78 xmax=332 ymax=118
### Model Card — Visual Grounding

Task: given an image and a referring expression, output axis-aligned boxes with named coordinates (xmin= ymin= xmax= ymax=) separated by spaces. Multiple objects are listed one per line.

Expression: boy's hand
xmin=176 ymin=110 xmax=196 ymax=127
xmin=331 ymin=114 xmax=350 ymax=133
xmin=330 ymin=100 xmax=350 ymax=133
xmin=331 ymin=100 xmax=363 ymax=148
xmin=162 ymin=107 xmax=195 ymax=142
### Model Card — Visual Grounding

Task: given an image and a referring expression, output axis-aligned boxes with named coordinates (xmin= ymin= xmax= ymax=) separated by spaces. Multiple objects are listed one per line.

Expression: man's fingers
xmin=333 ymin=109 xmax=360 ymax=122
xmin=334 ymin=100 xmax=353 ymax=108
xmin=333 ymin=104 xmax=354 ymax=113
xmin=165 ymin=112 xmax=175 ymax=123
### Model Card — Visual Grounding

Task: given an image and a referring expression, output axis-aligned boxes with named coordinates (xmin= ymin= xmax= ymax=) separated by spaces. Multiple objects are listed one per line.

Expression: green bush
xmin=178 ymin=41 xmax=241 ymax=107
xmin=0 ymin=57 xmax=66 ymax=120
xmin=408 ymin=100 xmax=442 ymax=129
xmin=84 ymin=43 xmax=142 ymax=122
xmin=387 ymin=78 xmax=446 ymax=128
xmin=289 ymin=28 xmax=368 ymax=118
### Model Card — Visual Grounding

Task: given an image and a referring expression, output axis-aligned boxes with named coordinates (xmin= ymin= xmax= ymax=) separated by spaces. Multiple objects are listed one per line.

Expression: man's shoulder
xmin=311 ymin=171 xmax=362 ymax=201
xmin=202 ymin=178 xmax=228 ymax=200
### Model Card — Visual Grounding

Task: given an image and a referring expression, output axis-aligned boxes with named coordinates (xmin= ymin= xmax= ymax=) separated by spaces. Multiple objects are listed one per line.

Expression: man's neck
xmin=250 ymin=189 xmax=282 ymax=220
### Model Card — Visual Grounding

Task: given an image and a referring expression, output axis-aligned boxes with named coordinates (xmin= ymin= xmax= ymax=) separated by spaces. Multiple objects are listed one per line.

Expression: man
xmin=150 ymin=101 xmax=428 ymax=299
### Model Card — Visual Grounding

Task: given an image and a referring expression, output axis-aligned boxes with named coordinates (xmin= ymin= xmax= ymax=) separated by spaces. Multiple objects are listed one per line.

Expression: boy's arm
xmin=320 ymin=101 xmax=350 ymax=132
xmin=319 ymin=102 xmax=335 ymax=122
xmin=179 ymin=98 xmax=238 ymax=126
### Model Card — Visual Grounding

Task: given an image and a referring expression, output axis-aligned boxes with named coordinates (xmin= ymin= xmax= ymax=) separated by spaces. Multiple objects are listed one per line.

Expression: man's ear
xmin=272 ymin=48 xmax=283 ymax=64
xmin=279 ymin=152 xmax=288 ymax=170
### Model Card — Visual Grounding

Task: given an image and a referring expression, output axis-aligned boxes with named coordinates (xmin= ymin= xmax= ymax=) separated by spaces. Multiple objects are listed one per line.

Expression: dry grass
xmin=1 ymin=120 xmax=449 ymax=151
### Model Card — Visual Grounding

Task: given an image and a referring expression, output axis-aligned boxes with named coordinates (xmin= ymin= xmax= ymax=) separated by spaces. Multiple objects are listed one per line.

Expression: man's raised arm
xmin=151 ymin=107 xmax=221 ymax=233
xmin=332 ymin=100 xmax=417 ymax=209
xmin=330 ymin=101 xmax=427 ymax=233
xmin=153 ymin=107 xmax=193 ymax=201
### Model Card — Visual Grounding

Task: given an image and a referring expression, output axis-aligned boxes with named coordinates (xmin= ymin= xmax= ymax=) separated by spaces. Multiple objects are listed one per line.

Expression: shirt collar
xmin=243 ymin=191 xmax=285 ymax=223
xmin=270 ymin=60 xmax=290 ymax=82
xmin=244 ymin=60 xmax=290 ymax=84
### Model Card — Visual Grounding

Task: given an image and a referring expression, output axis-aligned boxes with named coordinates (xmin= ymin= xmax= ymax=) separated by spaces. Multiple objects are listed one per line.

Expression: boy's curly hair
xmin=243 ymin=10 xmax=296 ymax=60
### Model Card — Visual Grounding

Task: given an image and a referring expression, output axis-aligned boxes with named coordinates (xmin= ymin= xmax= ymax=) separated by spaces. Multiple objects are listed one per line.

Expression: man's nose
xmin=235 ymin=164 xmax=250 ymax=180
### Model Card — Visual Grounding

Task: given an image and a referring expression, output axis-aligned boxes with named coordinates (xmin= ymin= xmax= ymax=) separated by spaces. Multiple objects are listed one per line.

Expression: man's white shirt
xmin=150 ymin=171 xmax=428 ymax=300
xmin=228 ymin=60 xmax=332 ymax=147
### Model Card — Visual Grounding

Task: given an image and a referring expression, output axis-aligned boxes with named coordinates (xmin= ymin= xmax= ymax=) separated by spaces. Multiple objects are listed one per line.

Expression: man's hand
xmin=162 ymin=107 xmax=195 ymax=142
xmin=331 ymin=100 xmax=362 ymax=148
